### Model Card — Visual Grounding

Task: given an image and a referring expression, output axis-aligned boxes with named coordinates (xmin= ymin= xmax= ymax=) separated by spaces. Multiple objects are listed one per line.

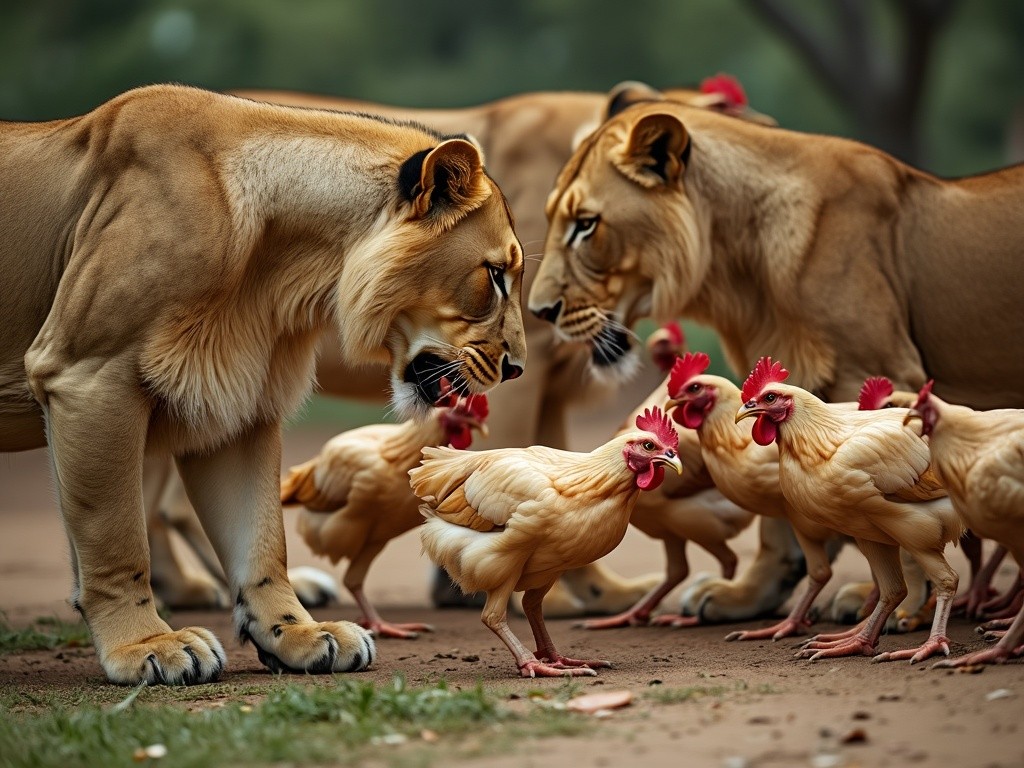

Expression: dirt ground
xmin=2 ymin=427 xmax=1023 ymax=768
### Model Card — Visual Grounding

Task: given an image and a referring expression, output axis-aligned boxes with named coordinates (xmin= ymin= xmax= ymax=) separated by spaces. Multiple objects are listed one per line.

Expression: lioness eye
xmin=488 ymin=264 xmax=508 ymax=299
xmin=568 ymin=215 xmax=599 ymax=244
xmin=642 ymin=440 xmax=655 ymax=451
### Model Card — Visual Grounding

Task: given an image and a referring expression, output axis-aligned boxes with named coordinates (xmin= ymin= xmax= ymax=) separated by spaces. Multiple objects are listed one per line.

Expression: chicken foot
xmin=480 ymin=584 xmax=579 ymax=678
xmin=796 ymin=541 xmax=905 ymax=661
xmin=524 ymin=586 xmax=609 ymax=672
xmin=873 ymin=548 xmax=957 ymax=664
xmin=935 ymin=603 xmax=1024 ymax=668
xmin=346 ymin=544 xmax=434 ymax=639
xmin=726 ymin=532 xmax=830 ymax=642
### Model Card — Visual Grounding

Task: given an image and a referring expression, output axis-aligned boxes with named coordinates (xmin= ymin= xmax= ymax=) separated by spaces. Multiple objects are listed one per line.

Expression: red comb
xmin=911 ymin=379 xmax=935 ymax=411
xmin=700 ymin=73 xmax=748 ymax=108
xmin=741 ymin=357 xmax=789 ymax=402
xmin=858 ymin=376 xmax=894 ymax=411
xmin=667 ymin=351 xmax=711 ymax=398
xmin=663 ymin=322 xmax=685 ymax=346
xmin=636 ymin=406 xmax=679 ymax=452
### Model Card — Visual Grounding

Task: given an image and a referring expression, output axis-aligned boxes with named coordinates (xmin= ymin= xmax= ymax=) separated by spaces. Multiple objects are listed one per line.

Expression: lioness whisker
xmin=420 ymin=335 xmax=465 ymax=353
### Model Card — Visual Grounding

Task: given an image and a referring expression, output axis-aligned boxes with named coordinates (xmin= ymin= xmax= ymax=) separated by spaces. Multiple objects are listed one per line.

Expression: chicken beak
xmin=663 ymin=397 xmax=684 ymax=411
xmin=902 ymin=409 xmax=921 ymax=427
xmin=655 ymin=453 xmax=684 ymax=476
xmin=735 ymin=402 xmax=762 ymax=424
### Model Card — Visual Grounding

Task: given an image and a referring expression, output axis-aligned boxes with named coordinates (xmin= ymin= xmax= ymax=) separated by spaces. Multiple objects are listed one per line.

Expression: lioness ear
xmin=399 ymin=138 xmax=491 ymax=227
xmin=613 ymin=112 xmax=690 ymax=188
xmin=605 ymin=80 xmax=665 ymax=121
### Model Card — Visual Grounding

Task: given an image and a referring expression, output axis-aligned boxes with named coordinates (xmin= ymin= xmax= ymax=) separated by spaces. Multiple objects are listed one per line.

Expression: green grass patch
xmin=0 ymin=614 xmax=91 ymax=654
xmin=0 ymin=675 xmax=589 ymax=768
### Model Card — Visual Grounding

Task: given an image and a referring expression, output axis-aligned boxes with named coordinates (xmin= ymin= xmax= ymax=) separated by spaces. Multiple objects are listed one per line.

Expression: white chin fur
xmin=588 ymin=345 xmax=641 ymax=385
xmin=389 ymin=376 xmax=432 ymax=420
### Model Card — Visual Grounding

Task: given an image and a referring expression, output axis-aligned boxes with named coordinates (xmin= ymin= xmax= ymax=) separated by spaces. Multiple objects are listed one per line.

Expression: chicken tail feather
xmin=280 ymin=459 xmax=332 ymax=510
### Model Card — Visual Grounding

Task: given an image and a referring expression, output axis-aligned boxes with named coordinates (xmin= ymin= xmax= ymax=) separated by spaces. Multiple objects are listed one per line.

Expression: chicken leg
xmin=345 ymin=542 xmax=434 ymax=639
xmin=797 ymin=540 xmax=906 ymax=660
xmin=523 ymin=585 xmax=610 ymax=672
xmin=576 ymin=539 xmax=697 ymax=629
xmin=726 ymin=531 xmax=830 ymax=641
xmin=873 ymin=547 xmax=956 ymax=664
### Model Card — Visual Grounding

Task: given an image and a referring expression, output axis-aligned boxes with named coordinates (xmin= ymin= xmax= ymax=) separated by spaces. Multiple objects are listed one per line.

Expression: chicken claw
xmin=538 ymin=652 xmax=612 ymax=670
xmin=871 ymin=636 xmax=950 ymax=664
xmin=519 ymin=659 xmax=597 ymax=678
xmin=359 ymin=619 xmax=435 ymax=640
xmin=932 ymin=644 xmax=1024 ymax=669
xmin=574 ymin=611 xmax=650 ymax=630
xmin=795 ymin=636 xmax=877 ymax=661
xmin=725 ymin=617 xmax=811 ymax=642
xmin=649 ymin=614 xmax=702 ymax=628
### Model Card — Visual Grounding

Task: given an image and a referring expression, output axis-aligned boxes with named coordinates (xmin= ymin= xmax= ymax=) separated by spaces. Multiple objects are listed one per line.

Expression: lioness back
xmin=2 ymin=84 xmax=527 ymax=453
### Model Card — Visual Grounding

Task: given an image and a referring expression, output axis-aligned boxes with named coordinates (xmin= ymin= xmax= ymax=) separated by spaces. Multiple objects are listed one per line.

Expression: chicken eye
xmin=764 ymin=393 xmax=777 ymax=403
xmin=487 ymin=264 xmax=508 ymax=299
xmin=688 ymin=382 xmax=701 ymax=393
xmin=642 ymin=440 xmax=656 ymax=451
xmin=568 ymin=215 xmax=599 ymax=245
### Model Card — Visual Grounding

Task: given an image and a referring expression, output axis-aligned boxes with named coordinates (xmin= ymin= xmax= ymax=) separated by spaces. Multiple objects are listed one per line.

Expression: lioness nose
xmin=531 ymin=299 xmax=563 ymax=324
xmin=501 ymin=357 xmax=523 ymax=382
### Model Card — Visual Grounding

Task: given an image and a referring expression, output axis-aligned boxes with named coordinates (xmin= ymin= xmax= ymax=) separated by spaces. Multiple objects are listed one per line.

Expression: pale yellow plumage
xmin=411 ymin=425 xmax=681 ymax=677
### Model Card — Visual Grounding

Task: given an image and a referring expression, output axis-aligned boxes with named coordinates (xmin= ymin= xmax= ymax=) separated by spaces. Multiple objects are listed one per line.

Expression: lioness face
xmin=368 ymin=138 xmax=527 ymax=415
xmin=389 ymin=188 xmax=527 ymax=415
xmin=529 ymin=107 xmax=701 ymax=380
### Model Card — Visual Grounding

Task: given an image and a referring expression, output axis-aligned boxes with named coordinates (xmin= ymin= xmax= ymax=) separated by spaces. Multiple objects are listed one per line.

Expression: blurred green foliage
xmin=2 ymin=1 xmax=1021 ymax=175
xmin=2 ymin=1 xmax=1020 ymax=425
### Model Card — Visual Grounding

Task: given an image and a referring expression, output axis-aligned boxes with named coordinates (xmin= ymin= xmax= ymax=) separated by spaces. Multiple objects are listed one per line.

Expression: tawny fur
xmin=0 ymin=84 xmax=525 ymax=685
xmin=146 ymin=82 xmax=785 ymax=619
xmin=531 ymin=100 xmax=1024 ymax=410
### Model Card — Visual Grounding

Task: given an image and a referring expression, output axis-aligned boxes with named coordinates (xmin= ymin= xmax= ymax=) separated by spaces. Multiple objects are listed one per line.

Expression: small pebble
xmin=985 ymin=688 xmax=1014 ymax=701
xmin=841 ymin=728 xmax=868 ymax=745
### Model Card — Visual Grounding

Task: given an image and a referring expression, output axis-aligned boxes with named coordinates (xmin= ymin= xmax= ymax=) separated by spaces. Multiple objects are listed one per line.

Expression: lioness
xmin=530 ymin=90 xmax=1024 ymax=620
xmin=149 ymin=81 xmax=777 ymax=617
xmin=0 ymin=84 xmax=527 ymax=685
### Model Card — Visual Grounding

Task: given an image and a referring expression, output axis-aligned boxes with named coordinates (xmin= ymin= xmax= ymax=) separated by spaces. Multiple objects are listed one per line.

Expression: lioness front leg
xmin=176 ymin=420 xmax=375 ymax=674
xmin=35 ymin=364 xmax=226 ymax=685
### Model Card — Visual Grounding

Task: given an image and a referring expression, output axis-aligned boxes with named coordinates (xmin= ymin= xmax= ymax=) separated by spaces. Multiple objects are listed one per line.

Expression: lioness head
xmin=338 ymin=136 xmax=527 ymax=415
xmin=529 ymin=100 xmax=704 ymax=380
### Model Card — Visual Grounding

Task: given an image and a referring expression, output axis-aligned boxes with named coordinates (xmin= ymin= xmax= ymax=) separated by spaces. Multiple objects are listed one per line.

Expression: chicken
xmin=905 ymin=382 xmax=1024 ymax=667
xmin=736 ymin=358 xmax=962 ymax=663
xmin=579 ymin=324 xmax=755 ymax=630
xmin=411 ymin=407 xmax=683 ymax=677
xmin=281 ymin=393 xmax=489 ymax=639
xmin=663 ymin=350 xmax=834 ymax=641
xmin=860 ymin=377 xmax=1014 ymax=623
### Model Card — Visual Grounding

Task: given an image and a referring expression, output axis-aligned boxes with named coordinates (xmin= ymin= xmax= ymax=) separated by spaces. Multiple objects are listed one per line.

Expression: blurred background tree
xmin=2 ymin=0 xmax=1021 ymax=174
xmin=1 ymin=0 xmax=1020 ymax=425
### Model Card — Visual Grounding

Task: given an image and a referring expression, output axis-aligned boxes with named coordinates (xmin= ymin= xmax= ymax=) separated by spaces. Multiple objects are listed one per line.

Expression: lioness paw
xmin=679 ymin=575 xmax=766 ymax=623
xmin=244 ymin=620 xmax=375 ymax=674
xmin=102 ymin=627 xmax=226 ymax=686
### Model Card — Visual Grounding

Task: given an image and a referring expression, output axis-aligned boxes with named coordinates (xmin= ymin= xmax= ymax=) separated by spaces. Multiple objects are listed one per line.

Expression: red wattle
xmin=750 ymin=414 xmax=778 ymax=446
xmin=447 ymin=427 xmax=472 ymax=450
xmin=673 ymin=401 xmax=705 ymax=430
xmin=636 ymin=463 xmax=665 ymax=491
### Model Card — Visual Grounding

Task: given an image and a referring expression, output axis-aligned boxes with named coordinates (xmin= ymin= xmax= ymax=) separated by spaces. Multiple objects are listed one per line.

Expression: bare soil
xmin=2 ymin=429 xmax=1022 ymax=768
